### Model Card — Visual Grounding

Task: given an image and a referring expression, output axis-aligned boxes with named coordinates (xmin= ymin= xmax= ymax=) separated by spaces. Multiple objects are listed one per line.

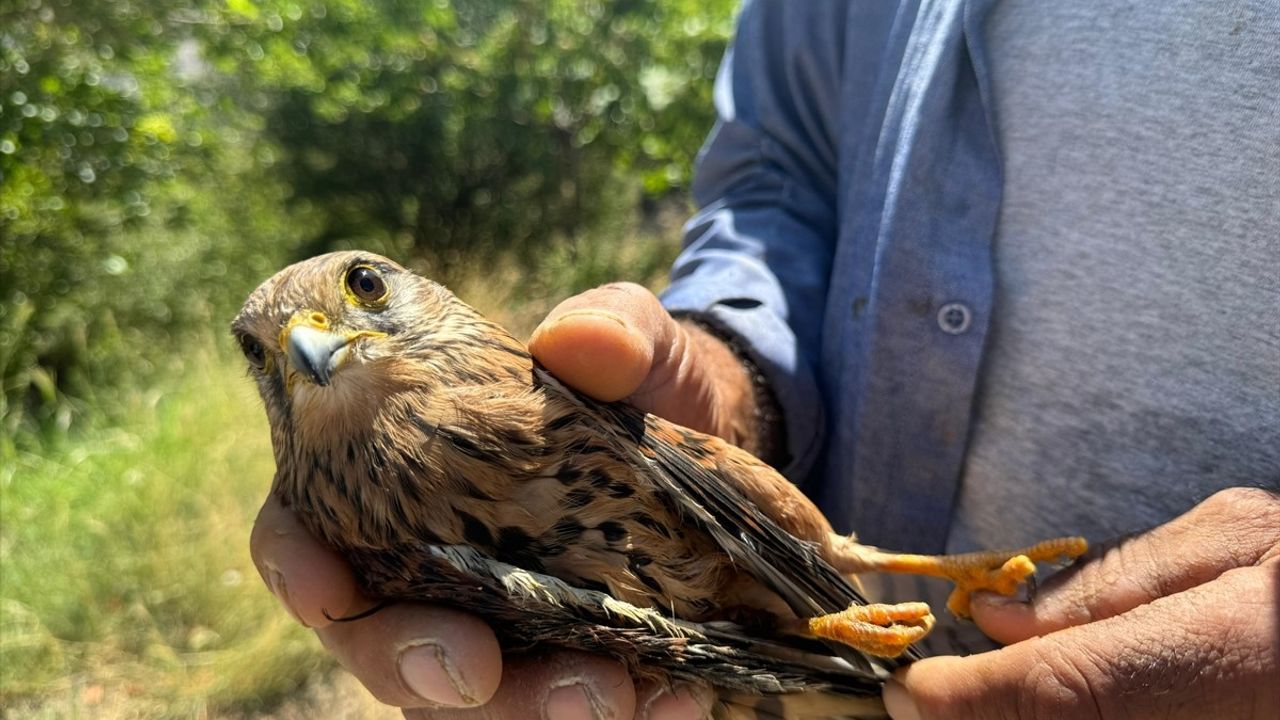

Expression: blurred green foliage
xmin=2 ymin=0 xmax=729 ymax=714
xmin=1 ymin=0 xmax=734 ymax=438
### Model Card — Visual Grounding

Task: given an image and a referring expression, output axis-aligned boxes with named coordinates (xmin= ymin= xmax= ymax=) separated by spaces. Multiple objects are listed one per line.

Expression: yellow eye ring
xmin=344 ymin=265 xmax=389 ymax=307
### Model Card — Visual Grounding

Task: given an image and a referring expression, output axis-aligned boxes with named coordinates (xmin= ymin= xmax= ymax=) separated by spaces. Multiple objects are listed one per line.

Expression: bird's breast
xmin=281 ymin=388 xmax=749 ymax=625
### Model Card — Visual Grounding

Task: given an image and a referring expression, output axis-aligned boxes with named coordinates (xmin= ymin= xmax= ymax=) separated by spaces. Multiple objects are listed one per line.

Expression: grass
xmin=1 ymin=350 xmax=328 ymax=718
xmin=0 ymin=224 xmax=682 ymax=718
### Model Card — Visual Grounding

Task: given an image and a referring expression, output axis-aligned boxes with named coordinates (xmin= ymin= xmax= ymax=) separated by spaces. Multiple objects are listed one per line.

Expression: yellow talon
xmin=944 ymin=554 xmax=1036 ymax=616
xmin=849 ymin=536 xmax=1088 ymax=619
xmin=805 ymin=602 xmax=937 ymax=658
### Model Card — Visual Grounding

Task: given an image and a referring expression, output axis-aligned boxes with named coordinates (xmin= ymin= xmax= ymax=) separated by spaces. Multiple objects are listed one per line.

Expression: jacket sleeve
xmin=660 ymin=0 xmax=844 ymax=480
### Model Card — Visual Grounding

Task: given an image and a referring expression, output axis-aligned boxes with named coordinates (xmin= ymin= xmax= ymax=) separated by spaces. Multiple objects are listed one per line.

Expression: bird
xmin=233 ymin=251 xmax=1088 ymax=719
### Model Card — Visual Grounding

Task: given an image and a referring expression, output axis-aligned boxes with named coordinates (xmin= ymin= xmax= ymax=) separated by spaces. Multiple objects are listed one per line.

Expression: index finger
xmin=249 ymin=494 xmax=363 ymax=628
xmin=888 ymin=561 xmax=1280 ymax=720
xmin=972 ymin=486 xmax=1280 ymax=644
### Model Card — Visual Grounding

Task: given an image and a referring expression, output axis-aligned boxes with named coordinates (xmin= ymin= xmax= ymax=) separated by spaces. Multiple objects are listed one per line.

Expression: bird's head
xmin=234 ymin=250 xmax=540 ymax=548
xmin=232 ymin=251 xmax=489 ymax=434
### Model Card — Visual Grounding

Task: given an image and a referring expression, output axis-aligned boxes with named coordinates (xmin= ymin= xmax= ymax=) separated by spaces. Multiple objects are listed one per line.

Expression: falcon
xmin=233 ymin=251 xmax=1086 ymax=719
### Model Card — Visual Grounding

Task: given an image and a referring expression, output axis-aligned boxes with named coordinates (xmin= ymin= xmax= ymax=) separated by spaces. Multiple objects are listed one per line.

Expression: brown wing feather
xmin=536 ymin=368 xmax=923 ymax=667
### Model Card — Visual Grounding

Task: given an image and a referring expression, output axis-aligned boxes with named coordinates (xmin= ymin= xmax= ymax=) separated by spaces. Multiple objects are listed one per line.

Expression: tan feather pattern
xmin=233 ymin=251 xmax=922 ymax=719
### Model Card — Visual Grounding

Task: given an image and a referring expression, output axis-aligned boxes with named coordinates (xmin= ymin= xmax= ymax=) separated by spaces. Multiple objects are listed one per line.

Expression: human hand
xmin=251 ymin=282 xmax=748 ymax=719
xmin=528 ymin=282 xmax=759 ymax=454
xmin=884 ymin=486 xmax=1280 ymax=720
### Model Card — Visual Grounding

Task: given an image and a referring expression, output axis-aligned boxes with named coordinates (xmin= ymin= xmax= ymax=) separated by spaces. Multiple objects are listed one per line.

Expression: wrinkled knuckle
xmin=1204 ymin=487 xmax=1280 ymax=518
xmin=1115 ymin=537 xmax=1173 ymax=601
xmin=1203 ymin=488 xmax=1280 ymax=556
xmin=1019 ymin=640 xmax=1107 ymax=720
xmin=1062 ymin=544 xmax=1129 ymax=621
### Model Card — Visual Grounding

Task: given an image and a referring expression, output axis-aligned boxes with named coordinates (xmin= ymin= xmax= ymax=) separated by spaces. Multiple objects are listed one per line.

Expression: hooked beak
xmin=286 ymin=324 xmax=350 ymax=387
xmin=281 ymin=311 xmax=385 ymax=387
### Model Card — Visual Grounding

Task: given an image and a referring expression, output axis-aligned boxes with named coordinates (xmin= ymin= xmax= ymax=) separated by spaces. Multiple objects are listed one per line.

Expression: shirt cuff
xmin=660 ymin=281 xmax=824 ymax=483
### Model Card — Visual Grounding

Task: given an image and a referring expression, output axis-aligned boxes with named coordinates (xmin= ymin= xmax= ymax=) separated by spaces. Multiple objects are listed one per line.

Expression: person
xmin=249 ymin=1 xmax=1280 ymax=718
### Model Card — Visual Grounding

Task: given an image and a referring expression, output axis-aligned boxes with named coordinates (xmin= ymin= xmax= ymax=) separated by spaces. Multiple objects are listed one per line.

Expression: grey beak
xmin=286 ymin=325 xmax=349 ymax=387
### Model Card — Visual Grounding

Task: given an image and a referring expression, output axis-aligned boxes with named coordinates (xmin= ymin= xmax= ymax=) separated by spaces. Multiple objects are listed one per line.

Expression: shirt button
xmin=937 ymin=302 xmax=972 ymax=334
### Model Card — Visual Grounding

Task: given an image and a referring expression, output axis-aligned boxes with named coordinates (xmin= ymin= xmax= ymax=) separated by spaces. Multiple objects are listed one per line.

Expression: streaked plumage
xmin=233 ymin=251 xmax=1086 ymax=719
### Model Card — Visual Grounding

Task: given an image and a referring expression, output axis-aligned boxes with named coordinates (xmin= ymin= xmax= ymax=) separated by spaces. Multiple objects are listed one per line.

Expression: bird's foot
xmin=866 ymin=536 xmax=1088 ymax=618
xmin=804 ymin=602 xmax=936 ymax=658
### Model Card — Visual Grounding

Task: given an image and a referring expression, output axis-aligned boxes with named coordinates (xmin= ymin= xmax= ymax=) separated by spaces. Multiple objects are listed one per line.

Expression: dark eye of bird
xmin=239 ymin=334 xmax=266 ymax=369
xmin=346 ymin=266 xmax=387 ymax=304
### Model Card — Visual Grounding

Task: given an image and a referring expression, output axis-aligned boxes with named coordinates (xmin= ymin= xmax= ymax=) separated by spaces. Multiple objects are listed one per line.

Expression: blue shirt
xmin=659 ymin=0 xmax=1280 ymax=657
xmin=661 ymin=0 xmax=1002 ymax=552
xmin=659 ymin=0 xmax=1280 ymax=564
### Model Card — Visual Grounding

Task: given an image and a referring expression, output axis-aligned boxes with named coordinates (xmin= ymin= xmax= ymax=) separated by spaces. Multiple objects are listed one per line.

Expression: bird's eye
xmin=346 ymin=265 xmax=388 ymax=305
xmin=239 ymin=334 xmax=267 ymax=370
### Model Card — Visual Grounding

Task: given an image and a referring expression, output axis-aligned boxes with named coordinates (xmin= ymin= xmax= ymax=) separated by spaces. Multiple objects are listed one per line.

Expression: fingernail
xmin=544 ymin=682 xmax=604 ymax=720
xmin=533 ymin=310 xmax=639 ymax=346
xmin=398 ymin=642 xmax=476 ymax=706
xmin=883 ymin=678 xmax=922 ymax=720
xmin=263 ymin=564 xmax=308 ymax=627
xmin=644 ymin=688 xmax=710 ymax=720
xmin=554 ymin=310 xmax=632 ymax=329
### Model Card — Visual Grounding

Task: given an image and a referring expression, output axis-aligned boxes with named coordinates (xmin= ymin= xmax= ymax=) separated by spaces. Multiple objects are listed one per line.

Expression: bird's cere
xmin=274 ymin=308 xmax=388 ymax=387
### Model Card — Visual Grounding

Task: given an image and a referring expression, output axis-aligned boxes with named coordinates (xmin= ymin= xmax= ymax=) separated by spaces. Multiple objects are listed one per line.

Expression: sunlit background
xmin=0 ymin=0 xmax=735 ymax=715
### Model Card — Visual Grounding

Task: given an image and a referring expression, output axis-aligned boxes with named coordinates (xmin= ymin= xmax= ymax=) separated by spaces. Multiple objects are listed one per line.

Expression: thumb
xmin=528 ymin=282 xmax=675 ymax=403
xmin=528 ymin=283 xmax=751 ymax=442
